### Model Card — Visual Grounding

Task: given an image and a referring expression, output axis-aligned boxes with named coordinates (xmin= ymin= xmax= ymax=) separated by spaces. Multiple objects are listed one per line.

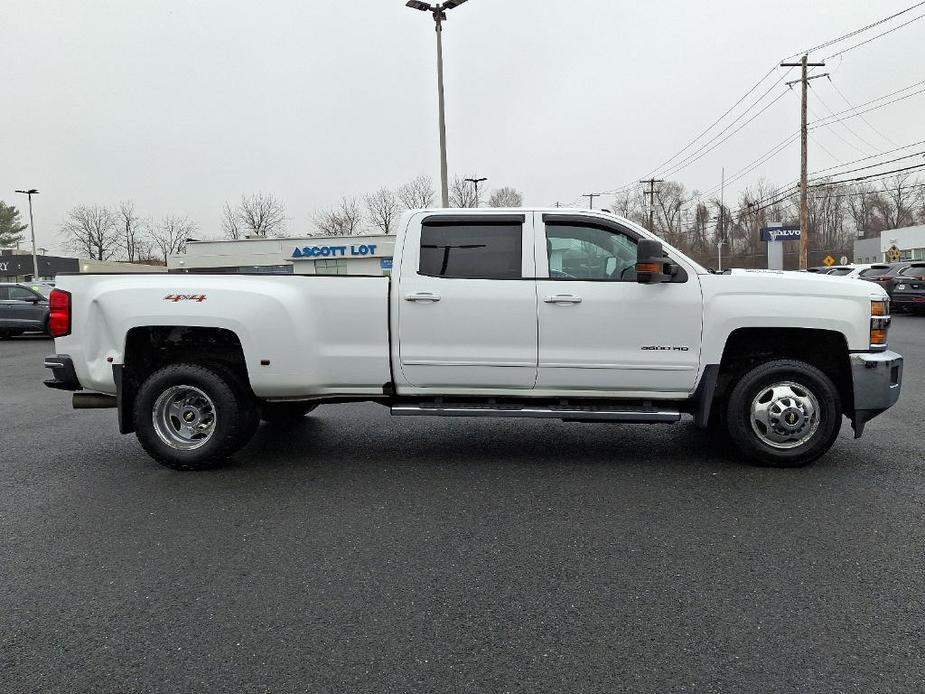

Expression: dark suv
xmin=0 ymin=282 xmax=52 ymax=338
xmin=857 ymin=262 xmax=911 ymax=296
xmin=891 ymin=263 xmax=925 ymax=314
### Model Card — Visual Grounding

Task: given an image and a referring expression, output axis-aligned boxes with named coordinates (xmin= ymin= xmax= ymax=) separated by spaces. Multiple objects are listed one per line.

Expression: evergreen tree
xmin=0 ymin=201 xmax=28 ymax=247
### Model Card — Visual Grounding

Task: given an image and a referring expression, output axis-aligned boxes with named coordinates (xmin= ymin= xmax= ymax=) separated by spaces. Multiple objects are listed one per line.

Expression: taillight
xmin=48 ymin=289 xmax=71 ymax=337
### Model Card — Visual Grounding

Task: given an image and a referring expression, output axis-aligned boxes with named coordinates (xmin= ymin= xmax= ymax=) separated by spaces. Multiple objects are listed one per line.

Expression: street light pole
xmin=464 ymin=176 xmax=487 ymax=207
xmin=14 ymin=189 xmax=39 ymax=280
xmin=406 ymin=0 xmax=469 ymax=208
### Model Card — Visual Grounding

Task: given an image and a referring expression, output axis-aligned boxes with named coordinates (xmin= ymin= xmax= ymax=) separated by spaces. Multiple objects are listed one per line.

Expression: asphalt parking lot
xmin=2 ymin=319 xmax=924 ymax=693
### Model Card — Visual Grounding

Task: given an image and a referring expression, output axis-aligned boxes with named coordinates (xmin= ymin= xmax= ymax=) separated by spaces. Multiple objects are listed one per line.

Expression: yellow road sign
xmin=822 ymin=255 xmax=836 ymax=267
xmin=887 ymin=245 xmax=901 ymax=262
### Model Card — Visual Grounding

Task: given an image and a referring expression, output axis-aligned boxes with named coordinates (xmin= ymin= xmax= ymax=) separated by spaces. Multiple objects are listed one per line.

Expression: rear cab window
xmin=418 ymin=218 xmax=525 ymax=279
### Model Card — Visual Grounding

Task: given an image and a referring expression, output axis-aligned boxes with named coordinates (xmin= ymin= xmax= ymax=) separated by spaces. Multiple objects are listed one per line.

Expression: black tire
xmin=133 ymin=363 xmax=258 ymax=471
xmin=0 ymin=330 xmax=10 ymax=340
xmin=260 ymin=402 xmax=318 ymax=423
xmin=725 ymin=359 xmax=842 ymax=467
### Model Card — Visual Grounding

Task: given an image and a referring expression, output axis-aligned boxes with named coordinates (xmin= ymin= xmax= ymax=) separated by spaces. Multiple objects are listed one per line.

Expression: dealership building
xmin=168 ymin=234 xmax=396 ymax=275
xmin=0 ymin=249 xmax=167 ymax=281
xmin=853 ymin=224 xmax=925 ymax=264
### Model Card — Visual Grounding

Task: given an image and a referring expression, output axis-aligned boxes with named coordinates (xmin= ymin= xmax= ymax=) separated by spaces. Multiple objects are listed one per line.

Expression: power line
xmin=787 ymin=1 xmax=925 ymax=58
xmin=809 ymin=161 xmax=925 ymax=186
xmin=809 ymin=150 xmax=925 ymax=181
xmin=810 ymin=86 xmax=879 ymax=154
xmin=808 ymin=79 xmax=925 ymax=127
xmin=636 ymin=65 xmax=780 ymax=182
xmin=826 ymin=77 xmax=909 ymax=150
xmin=810 ymin=139 xmax=925 ymax=176
xmin=823 ymin=10 xmax=925 ymax=60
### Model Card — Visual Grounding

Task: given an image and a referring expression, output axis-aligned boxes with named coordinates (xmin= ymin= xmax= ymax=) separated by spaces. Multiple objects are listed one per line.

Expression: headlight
xmin=870 ymin=299 xmax=890 ymax=349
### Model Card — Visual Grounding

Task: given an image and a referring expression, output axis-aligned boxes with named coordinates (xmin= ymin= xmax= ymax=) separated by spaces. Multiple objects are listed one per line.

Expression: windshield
xmin=27 ymin=284 xmax=52 ymax=298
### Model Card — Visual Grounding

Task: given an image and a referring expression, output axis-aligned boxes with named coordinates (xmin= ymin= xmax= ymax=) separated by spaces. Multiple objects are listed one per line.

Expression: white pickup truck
xmin=44 ymin=208 xmax=903 ymax=470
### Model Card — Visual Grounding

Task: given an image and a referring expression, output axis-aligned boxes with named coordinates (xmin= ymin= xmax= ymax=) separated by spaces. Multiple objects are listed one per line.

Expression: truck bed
xmin=51 ymin=273 xmax=392 ymax=398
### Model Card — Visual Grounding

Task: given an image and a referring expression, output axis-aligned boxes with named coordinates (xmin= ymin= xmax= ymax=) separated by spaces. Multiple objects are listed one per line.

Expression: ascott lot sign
xmin=292 ymin=244 xmax=379 ymax=258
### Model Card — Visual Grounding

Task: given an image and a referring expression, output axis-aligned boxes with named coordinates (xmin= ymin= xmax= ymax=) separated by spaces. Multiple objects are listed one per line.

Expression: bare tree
xmin=449 ymin=175 xmax=479 ymax=208
xmin=115 ymin=200 xmax=145 ymax=262
xmin=60 ymin=204 xmax=119 ymax=260
xmin=365 ymin=188 xmax=400 ymax=234
xmin=237 ymin=192 xmax=287 ymax=237
xmin=150 ymin=215 xmax=198 ymax=261
xmin=397 ymin=175 xmax=436 ymax=209
xmin=876 ymin=173 xmax=920 ymax=230
xmin=313 ymin=197 xmax=364 ymax=236
xmin=487 ymin=186 xmax=524 ymax=208
xmin=221 ymin=201 xmax=243 ymax=240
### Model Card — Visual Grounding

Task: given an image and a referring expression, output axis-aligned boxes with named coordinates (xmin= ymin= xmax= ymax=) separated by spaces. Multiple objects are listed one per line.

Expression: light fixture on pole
xmin=405 ymin=0 xmax=469 ymax=208
xmin=14 ymin=188 xmax=39 ymax=280
xmin=464 ymin=176 xmax=487 ymax=207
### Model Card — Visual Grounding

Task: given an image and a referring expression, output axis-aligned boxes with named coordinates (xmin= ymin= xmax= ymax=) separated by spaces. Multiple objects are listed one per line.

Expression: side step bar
xmin=391 ymin=403 xmax=680 ymax=424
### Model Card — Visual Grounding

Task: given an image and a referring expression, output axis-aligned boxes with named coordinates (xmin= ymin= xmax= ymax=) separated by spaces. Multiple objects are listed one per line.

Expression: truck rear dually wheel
xmin=133 ymin=363 xmax=258 ymax=471
xmin=725 ymin=359 xmax=842 ymax=467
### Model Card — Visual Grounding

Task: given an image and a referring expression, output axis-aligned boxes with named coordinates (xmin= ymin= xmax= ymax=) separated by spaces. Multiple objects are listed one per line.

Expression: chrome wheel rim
xmin=152 ymin=385 xmax=217 ymax=450
xmin=749 ymin=381 xmax=820 ymax=450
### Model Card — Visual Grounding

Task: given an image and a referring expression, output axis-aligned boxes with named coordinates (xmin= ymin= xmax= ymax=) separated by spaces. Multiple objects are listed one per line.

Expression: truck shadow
xmin=235 ymin=412 xmax=833 ymax=473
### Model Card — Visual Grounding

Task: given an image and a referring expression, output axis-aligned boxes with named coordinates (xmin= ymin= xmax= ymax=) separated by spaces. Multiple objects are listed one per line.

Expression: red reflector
xmin=48 ymin=289 xmax=71 ymax=337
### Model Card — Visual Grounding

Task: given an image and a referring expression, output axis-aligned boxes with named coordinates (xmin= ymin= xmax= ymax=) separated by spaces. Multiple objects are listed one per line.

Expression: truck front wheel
xmin=133 ymin=363 xmax=258 ymax=471
xmin=725 ymin=359 xmax=842 ymax=467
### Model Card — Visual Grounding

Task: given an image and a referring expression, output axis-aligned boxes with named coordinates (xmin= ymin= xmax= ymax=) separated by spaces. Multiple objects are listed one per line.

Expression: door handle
xmin=405 ymin=292 xmax=442 ymax=302
xmin=544 ymin=294 xmax=582 ymax=304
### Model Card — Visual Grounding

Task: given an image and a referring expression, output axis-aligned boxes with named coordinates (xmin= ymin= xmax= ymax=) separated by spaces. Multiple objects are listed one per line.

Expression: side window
xmin=419 ymin=222 xmax=522 ymax=279
xmin=8 ymin=287 xmax=37 ymax=301
xmin=546 ymin=224 xmax=638 ymax=281
xmin=0 ymin=287 xmax=9 ymax=300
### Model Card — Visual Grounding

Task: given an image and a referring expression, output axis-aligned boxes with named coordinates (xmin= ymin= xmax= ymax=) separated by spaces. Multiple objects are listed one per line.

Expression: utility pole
xmin=718 ymin=167 xmax=725 ymax=271
xmin=639 ymin=178 xmax=663 ymax=231
xmin=14 ymin=189 xmax=39 ymax=280
xmin=781 ymin=54 xmax=826 ymax=270
xmin=406 ymin=1 xmax=470 ymax=208
xmin=464 ymin=176 xmax=487 ymax=207
xmin=582 ymin=192 xmax=601 ymax=209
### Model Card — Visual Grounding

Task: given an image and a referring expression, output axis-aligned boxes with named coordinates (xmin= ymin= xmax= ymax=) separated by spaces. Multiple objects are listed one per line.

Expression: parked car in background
xmin=890 ymin=263 xmax=925 ymax=314
xmin=806 ymin=266 xmax=836 ymax=274
xmin=0 ymin=282 xmax=51 ymax=338
xmin=858 ymin=262 xmax=911 ymax=296
xmin=825 ymin=265 xmax=860 ymax=277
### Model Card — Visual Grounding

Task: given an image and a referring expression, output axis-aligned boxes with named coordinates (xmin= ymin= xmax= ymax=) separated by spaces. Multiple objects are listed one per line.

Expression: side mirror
xmin=635 ymin=239 xmax=672 ymax=283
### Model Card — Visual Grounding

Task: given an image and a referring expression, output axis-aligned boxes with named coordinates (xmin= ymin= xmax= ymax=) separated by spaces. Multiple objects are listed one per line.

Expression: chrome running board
xmin=390 ymin=402 xmax=680 ymax=423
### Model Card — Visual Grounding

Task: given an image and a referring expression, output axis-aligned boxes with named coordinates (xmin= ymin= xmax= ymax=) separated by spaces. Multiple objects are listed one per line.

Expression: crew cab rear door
xmin=535 ymin=214 xmax=703 ymax=396
xmin=396 ymin=212 xmax=537 ymax=390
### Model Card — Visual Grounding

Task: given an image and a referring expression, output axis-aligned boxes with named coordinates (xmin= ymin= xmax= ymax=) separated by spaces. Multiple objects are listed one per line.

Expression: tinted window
xmin=29 ymin=284 xmax=52 ymax=297
xmin=419 ymin=223 xmax=522 ymax=279
xmin=546 ymin=224 xmax=637 ymax=281
xmin=827 ymin=267 xmax=852 ymax=276
xmin=8 ymin=286 xmax=38 ymax=301
xmin=859 ymin=266 xmax=889 ymax=278
xmin=900 ymin=266 xmax=925 ymax=279
xmin=0 ymin=287 xmax=9 ymax=300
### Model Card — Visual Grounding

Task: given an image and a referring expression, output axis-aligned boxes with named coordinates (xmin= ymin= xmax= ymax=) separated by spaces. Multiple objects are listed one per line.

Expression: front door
xmin=397 ymin=213 xmax=537 ymax=390
xmin=535 ymin=215 xmax=703 ymax=396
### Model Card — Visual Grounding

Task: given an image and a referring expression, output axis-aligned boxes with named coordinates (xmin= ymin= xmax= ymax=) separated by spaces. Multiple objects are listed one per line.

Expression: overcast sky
xmin=2 ymin=0 xmax=923 ymax=253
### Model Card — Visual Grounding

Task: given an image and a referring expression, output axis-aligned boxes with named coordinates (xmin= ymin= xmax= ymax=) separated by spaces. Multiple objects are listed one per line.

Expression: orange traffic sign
xmin=822 ymin=255 xmax=836 ymax=267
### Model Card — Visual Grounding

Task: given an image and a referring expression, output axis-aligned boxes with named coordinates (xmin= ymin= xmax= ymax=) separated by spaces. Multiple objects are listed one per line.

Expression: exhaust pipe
xmin=72 ymin=393 xmax=117 ymax=409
